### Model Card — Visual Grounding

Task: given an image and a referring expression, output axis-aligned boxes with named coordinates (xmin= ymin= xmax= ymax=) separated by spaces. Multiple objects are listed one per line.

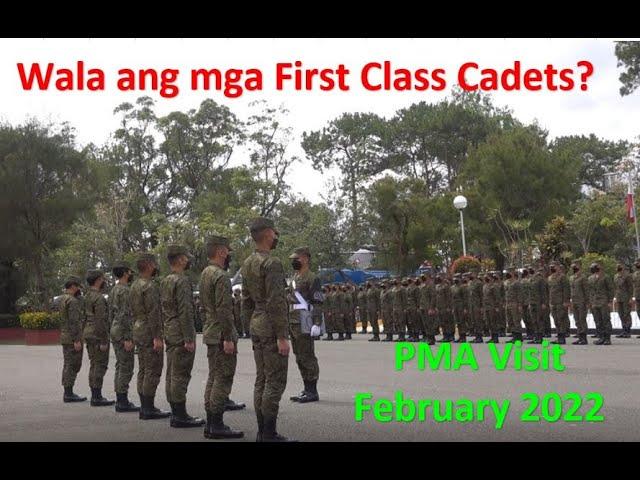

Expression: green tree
xmin=615 ymin=41 xmax=640 ymax=96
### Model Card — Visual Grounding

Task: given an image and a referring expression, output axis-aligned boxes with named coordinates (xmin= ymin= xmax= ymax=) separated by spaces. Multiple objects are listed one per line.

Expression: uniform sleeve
xmin=215 ymin=275 xmax=235 ymax=341
xmin=145 ymin=283 xmax=163 ymax=339
xmin=95 ymin=296 xmax=109 ymax=342
xmin=176 ymin=276 xmax=196 ymax=343
xmin=309 ymin=277 xmax=324 ymax=326
xmin=68 ymin=298 xmax=82 ymax=342
xmin=241 ymin=268 xmax=254 ymax=328
xmin=263 ymin=258 xmax=289 ymax=339
xmin=605 ymin=277 xmax=614 ymax=303
xmin=121 ymin=289 xmax=133 ymax=341
xmin=562 ymin=277 xmax=571 ymax=304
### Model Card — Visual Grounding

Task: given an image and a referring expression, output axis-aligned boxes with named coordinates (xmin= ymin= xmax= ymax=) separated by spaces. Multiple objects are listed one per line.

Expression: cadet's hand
xmin=542 ymin=304 xmax=548 ymax=310
xmin=124 ymin=340 xmax=133 ymax=352
xmin=153 ymin=337 xmax=164 ymax=353
xmin=99 ymin=344 xmax=108 ymax=352
xmin=277 ymin=338 xmax=290 ymax=356
xmin=184 ymin=341 xmax=195 ymax=353
xmin=73 ymin=341 xmax=82 ymax=352
xmin=223 ymin=340 xmax=235 ymax=355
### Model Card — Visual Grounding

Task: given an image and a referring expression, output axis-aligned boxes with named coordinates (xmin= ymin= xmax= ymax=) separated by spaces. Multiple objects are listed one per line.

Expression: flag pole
xmin=630 ymin=176 xmax=640 ymax=258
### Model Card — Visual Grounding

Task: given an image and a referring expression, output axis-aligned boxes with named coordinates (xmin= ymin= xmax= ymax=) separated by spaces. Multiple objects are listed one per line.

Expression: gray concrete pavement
xmin=1 ymin=334 xmax=640 ymax=441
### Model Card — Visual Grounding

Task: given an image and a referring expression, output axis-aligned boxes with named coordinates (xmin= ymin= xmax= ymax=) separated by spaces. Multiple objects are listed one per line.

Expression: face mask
xmin=528 ymin=269 xmax=535 ymax=275
xmin=590 ymin=266 xmax=598 ymax=274
xmin=270 ymin=236 xmax=279 ymax=250
xmin=128 ymin=272 xmax=135 ymax=283
xmin=572 ymin=267 xmax=579 ymax=273
xmin=291 ymin=259 xmax=302 ymax=270
xmin=506 ymin=273 xmax=512 ymax=279
xmin=224 ymin=255 xmax=231 ymax=271
xmin=453 ymin=279 xmax=459 ymax=284
xmin=617 ymin=266 xmax=623 ymax=272
xmin=550 ymin=268 xmax=556 ymax=274
xmin=434 ymin=278 xmax=441 ymax=284
xmin=74 ymin=289 xmax=82 ymax=297
xmin=151 ymin=267 xmax=159 ymax=277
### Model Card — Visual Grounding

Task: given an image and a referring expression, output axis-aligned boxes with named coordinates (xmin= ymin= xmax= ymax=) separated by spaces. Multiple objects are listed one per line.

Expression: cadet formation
xmin=57 ymin=215 xmax=640 ymax=441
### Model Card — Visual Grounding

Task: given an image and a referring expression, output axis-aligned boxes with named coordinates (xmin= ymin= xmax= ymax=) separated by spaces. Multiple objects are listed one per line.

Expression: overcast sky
xmin=1 ymin=38 xmax=639 ymax=202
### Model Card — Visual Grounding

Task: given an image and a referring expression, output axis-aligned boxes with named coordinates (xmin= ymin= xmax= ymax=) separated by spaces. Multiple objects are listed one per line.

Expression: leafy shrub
xmin=450 ymin=256 xmax=482 ymax=274
xmin=0 ymin=314 xmax=19 ymax=328
xmin=19 ymin=311 xmax=61 ymax=330
xmin=576 ymin=253 xmax=617 ymax=279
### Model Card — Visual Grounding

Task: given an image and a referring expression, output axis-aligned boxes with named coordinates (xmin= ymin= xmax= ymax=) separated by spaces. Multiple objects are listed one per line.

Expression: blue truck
xmin=317 ymin=268 xmax=391 ymax=286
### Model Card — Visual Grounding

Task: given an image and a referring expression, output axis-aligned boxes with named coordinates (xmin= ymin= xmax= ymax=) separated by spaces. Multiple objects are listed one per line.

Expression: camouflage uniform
xmin=450 ymin=278 xmax=467 ymax=340
xmin=405 ymin=280 xmax=420 ymax=340
xmin=342 ymin=286 xmax=355 ymax=336
xmin=83 ymin=285 xmax=110 ymax=390
xmin=482 ymin=276 xmax=499 ymax=340
xmin=614 ymin=266 xmax=633 ymax=336
xmin=392 ymin=281 xmax=408 ymax=339
xmin=367 ymin=283 xmax=381 ymax=337
xmin=569 ymin=264 xmax=589 ymax=343
xmin=547 ymin=267 xmax=571 ymax=340
xmin=323 ymin=288 xmax=335 ymax=337
xmin=540 ymin=270 xmax=552 ymax=336
xmin=528 ymin=270 xmax=546 ymax=342
xmin=519 ymin=273 xmax=532 ymax=337
xmin=59 ymin=285 xmax=83 ymax=390
xmin=241 ymin=217 xmax=290 ymax=440
xmin=435 ymin=280 xmax=454 ymax=340
xmin=503 ymin=273 xmax=522 ymax=338
xmin=380 ymin=283 xmax=394 ymax=339
xmin=468 ymin=276 xmax=483 ymax=340
xmin=232 ymin=293 xmax=244 ymax=337
xmin=588 ymin=266 xmax=613 ymax=343
xmin=109 ymin=281 xmax=134 ymax=395
xmin=357 ymin=287 xmax=369 ymax=332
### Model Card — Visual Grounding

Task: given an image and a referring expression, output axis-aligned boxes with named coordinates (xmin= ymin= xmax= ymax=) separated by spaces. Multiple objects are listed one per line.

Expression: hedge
xmin=0 ymin=314 xmax=19 ymax=328
xmin=19 ymin=312 xmax=61 ymax=330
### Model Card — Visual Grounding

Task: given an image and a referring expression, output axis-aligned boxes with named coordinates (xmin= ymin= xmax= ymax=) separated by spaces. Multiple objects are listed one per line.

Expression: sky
xmin=1 ymin=38 xmax=639 ymax=203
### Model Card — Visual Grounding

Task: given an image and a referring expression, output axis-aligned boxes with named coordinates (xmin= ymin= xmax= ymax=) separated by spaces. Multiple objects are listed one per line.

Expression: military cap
xmin=167 ymin=244 xmax=191 ymax=257
xmin=289 ymin=246 xmax=310 ymax=259
xmin=136 ymin=252 xmax=157 ymax=263
xmin=63 ymin=275 xmax=82 ymax=288
xmin=86 ymin=269 xmax=105 ymax=285
xmin=249 ymin=216 xmax=277 ymax=235
xmin=112 ymin=260 xmax=131 ymax=270
xmin=206 ymin=235 xmax=233 ymax=251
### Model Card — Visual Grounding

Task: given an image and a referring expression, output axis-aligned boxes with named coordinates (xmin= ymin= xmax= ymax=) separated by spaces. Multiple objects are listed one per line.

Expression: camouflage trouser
xmin=234 ymin=314 xmax=244 ymax=336
xmin=252 ymin=335 xmax=288 ymax=419
xmin=543 ymin=309 xmax=552 ymax=334
xmin=497 ymin=306 xmax=506 ymax=332
xmin=344 ymin=313 xmax=355 ymax=333
xmin=289 ymin=323 xmax=319 ymax=382
xmin=367 ymin=309 xmax=380 ymax=334
xmin=551 ymin=304 xmax=570 ymax=336
xmin=592 ymin=305 xmax=612 ymax=336
xmin=204 ymin=342 xmax=237 ymax=415
xmin=528 ymin=304 xmax=542 ymax=335
xmin=381 ymin=309 xmax=394 ymax=334
xmin=112 ymin=339 xmax=134 ymax=394
xmin=616 ymin=300 xmax=632 ymax=331
xmin=483 ymin=308 xmax=495 ymax=335
xmin=468 ymin=305 xmax=482 ymax=336
xmin=505 ymin=304 xmax=522 ymax=334
xmin=572 ymin=303 xmax=588 ymax=335
xmin=136 ymin=342 xmax=164 ymax=397
xmin=61 ymin=344 xmax=83 ymax=388
xmin=521 ymin=303 xmax=532 ymax=334
xmin=333 ymin=313 xmax=345 ymax=334
xmin=438 ymin=309 xmax=455 ymax=336
xmin=393 ymin=309 xmax=407 ymax=334
xmin=86 ymin=340 xmax=109 ymax=389
xmin=453 ymin=306 xmax=467 ymax=336
xmin=359 ymin=308 xmax=369 ymax=332
xmin=407 ymin=308 xmax=421 ymax=335
xmin=165 ymin=343 xmax=195 ymax=403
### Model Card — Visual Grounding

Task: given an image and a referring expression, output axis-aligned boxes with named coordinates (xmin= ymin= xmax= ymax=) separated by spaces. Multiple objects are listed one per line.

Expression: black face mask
xmin=453 ymin=279 xmax=459 ymax=284
xmin=528 ymin=269 xmax=535 ymax=275
xmin=185 ymin=260 xmax=192 ymax=271
xmin=590 ymin=266 xmax=599 ymax=274
xmin=127 ymin=272 xmax=135 ymax=283
xmin=270 ymin=236 xmax=279 ymax=250
xmin=506 ymin=273 xmax=512 ymax=279
xmin=74 ymin=289 xmax=82 ymax=297
xmin=434 ymin=278 xmax=441 ymax=284
xmin=291 ymin=259 xmax=302 ymax=271
xmin=617 ymin=267 xmax=623 ymax=272
xmin=550 ymin=268 xmax=556 ymax=274
xmin=224 ymin=255 xmax=231 ymax=271
xmin=572 ymin=267 xmax=579 ymax=273
xmin=151 ymin=267 xmax=159 ymax=277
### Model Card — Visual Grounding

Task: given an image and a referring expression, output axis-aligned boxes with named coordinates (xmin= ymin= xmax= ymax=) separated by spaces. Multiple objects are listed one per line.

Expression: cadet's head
xmin=289 ymin=246 xmax=310 ymax=271
xmin=415 ymin=277 xmax=421 ymax=285
xmin=136 ymin=253 xmax=158 ymax=278
xmin=112 ymin=260 xmax=133 ymax=283
xmin=167 ymin=244 xmax=193 ymax=272
xmin=528 ymin=266 xmax=535 ymax=275
xmin=86 ymin=270 xmax=105 ymax=290
xmin=571 ymin=262 xmax=580 ymax=273
xmin=420 ymin=274 xmax=427 ymax=282
xmin=590 ymin=262 xmax=600 ymax=274
xmin=617 ymin=262 xmax=626 ymax=272
xmin=206 ymin=236 xmax=232 ymax=270
xmin=505 ymin=269 xmax=513 ymax=279
xmin=63 ymin=275 xmax=82 ymax=295
xmin=453 ymin=274 xmax=460 ymax=284
xmin=249 ymin=217 xmax=279 ymax=250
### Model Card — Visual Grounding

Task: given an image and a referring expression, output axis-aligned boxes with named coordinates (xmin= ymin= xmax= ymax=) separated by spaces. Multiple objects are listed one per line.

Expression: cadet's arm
xmin=241 ymin=271 xmax=254 ymax=328
xmin=216 ymin=276 xmax=235 ymax=341
xmin=145 ymin=283 xmax=163 ymax=339
xmin=177 ymin=277 xmax=196 ymax=344
xmin=95 ymin=296 xmax=109 ymax=343
xmin=68 ymin=299 xmax=82 ymax=343
xmin=264 ymin=259 xmax=288 ymax=339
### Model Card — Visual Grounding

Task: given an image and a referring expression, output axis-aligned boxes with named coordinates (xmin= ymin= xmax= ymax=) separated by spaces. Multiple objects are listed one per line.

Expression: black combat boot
xmin=551 ymin=334 xmax=566 ymax=345
xmin=382 ymin=333 xmax=393 ymax=342
xmin=63 ymin=386 xmax=87 ymax=403
xmin=90 ymin=388 xmax=115 ymax=407
xmin=290 ymin=384 xmax=306 ymax=402
xmin=256 ymin=412 xmax=264 ymax=442
xmin=115 ymin=392 xmax=139 ymax=412
xmin=323 ymin=333 xmax=334 ymax=341
xmin=594 ymin=334 xmax=611 ymax=345
xmin=208 ymin=413 xmax=244 ymax=439
xmin=487 ymin=333 xmax=499 ymax=343
xmin=426 ymin=335 xmax=436 ymax=345
xmin=395 ymin=332 xmax=406 ymax=342
xmin=506 ymin=332 xmax=523 ymax=343
xmin=169 ymin=402 xmax=205 ymax=428
xmin=261 ymin=416 xmax=296 ymax=442
xmin=297 ymin=380 xmax=319 ymax=403
xmin=455 ymin=334 xmax=467 ymax=343
xmin=345 ymin=332 xmax=352 ymax=340
xmin=472 ymin=335 xmax=483 ymax=343
xmin=617 ymin=327 xmax=631 ymax=338
xmin=438 ymin=334 xmax=451 ymax=343
xmin=499 ymin=330 xmax=507 ymax=337
xmin=224 ymin=398 xmax=246 ymax=411
xmin=572 ymin=334 xmax=588 ymax=345
xmin=336 ymin=332 xmax=344 ymax=341
xmin=368 ymin=334 xmax=380 ymax=342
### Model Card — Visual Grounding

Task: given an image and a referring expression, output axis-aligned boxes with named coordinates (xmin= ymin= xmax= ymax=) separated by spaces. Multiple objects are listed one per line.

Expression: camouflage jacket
xmin=109 ymin=283 xmax=132 ymax=342
xmin=547 ymin=273 xmax=570 ymax=306
xmin=503 ymin=278 xmax=521 ymax=305
xmin=392 ymin=286 xmax=407 ymax=311
xmin=435 ymin=284 xmax=451 ymax=311
xmin=450 ymin=284 xmax=465 ymax=309
xmin=200 ymin=263 xmax=237 ymax=344
xmin=130 ymin=277 xmax=163 ymax=345
xmin=160 ymin=272 xmax=196 ymax=345
xmin=633 ymin=270 xmax=640 ymax=299
xmin=59 ymin=293 xmax=83 ymax=345
xmin=570 ymin=273 xmax=588 ymax=305
xmin=614 ymin=271 xmax=633 ymax=303
xmin=469 ymin=279 xmax=483 ymax=308
xmin=241 ymin=251 xmax=288 ymax=339
xmin=289 ymin=270 xmax=323 ymax=326
xmin=588 ymin=273 xmax=613 ymax=307
xmin=419 ymin=283 xmax=435 ymax=311
xmin=83 ymin=289 xmax=109 ymax=343
xmin=366 ymin=287 xmax=380 ymax=314
xmin=482 ymin=282 xmax=496 ymax=309
xmin=405 ymin=285 xmax=419 ymax=310
xmin=527 ymin=275 xmax=546 ymax=305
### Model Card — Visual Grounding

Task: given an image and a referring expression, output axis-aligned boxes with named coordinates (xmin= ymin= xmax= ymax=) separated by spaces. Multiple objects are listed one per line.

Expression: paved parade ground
xmin=2 ymin=333 xmax=640 ymax=442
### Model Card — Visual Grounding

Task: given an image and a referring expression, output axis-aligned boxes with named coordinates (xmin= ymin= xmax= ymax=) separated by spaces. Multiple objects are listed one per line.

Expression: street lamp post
xmin=453 ymin=195 xmax=468 ymax=257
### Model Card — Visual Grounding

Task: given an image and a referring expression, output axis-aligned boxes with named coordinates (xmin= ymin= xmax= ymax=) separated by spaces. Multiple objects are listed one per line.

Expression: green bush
xmin=0 ymin=314 xmax=19 ymax=328
xmin=577 ymin=253 xmax=617 ymax=279
xmin=450 ymin=256 xmax=482 ymax=274
xmin=19 ymin=311 xmax=61 ymax=330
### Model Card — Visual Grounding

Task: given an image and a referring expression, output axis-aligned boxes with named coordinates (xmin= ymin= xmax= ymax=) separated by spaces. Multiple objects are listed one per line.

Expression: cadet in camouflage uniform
xmin=539 ymin=267 xmax=552 ymax=337
xmin=380 ymin=281 xmax=394 ymax=341
xmin=287 ymin=246 xmax=323 ymax=404
xmin=450 ymin=274 xmax=467 ymax=342
xmin=342 ymin=284 xmax=354 ymax=339
xmin=351 ymin=284 xmax=359 ymax=334
xmin=492 ymin=272 xmax=506 ymax=336
xmin=367 ymin=281 xmax=381 ymax=341
xmin=405 ymin=278 xmax=420 ymax=342
xmin=569 ymin=261 xmax=589 ymax=345
xmin=547 ymin=262 xmax=571 ymax=344
xmin=633 ymin=259 xmax=640 ymax=338
xmin=391 ymin=279 xmax=408 ymax=341
xmin=332 ymin=285 xmax=346 ymax=341
xmin=467 ymin=272 xmax=483 ymax=343
xmin=232 ymin=290 xmax=244 ymax=338
xmin=519 ymin=269 xmax=532 ymax=340
xmin=482 ymin=273 xmax=500 ymax=343
xmin=526 ymin=266 xmax=546 ymax=344
xmin=614 ymin=262 xmax=633 ymax=338
xmin=419 ymin=275 xmax=436 ymax=344
xmin=435 ymin=275 xmax=454 ymax=342
xmin=241 ymin=217 xmax=293 ymax=442
xmin=130 ymin=253 xmax=170 ymax=420
xmin=200 ymin=236 xmax=243 ymax=439
xmin=357 ymin=285 xmax=369 ymax=334
xmin=588 ymin=262 xmax=613 ymax=345
xmin=60 ymin=276 xmax=86 ymax=403
xmin=83 ymin=270 xmax=114 ymax=407
xmin=322 ymin=286 xmax=335 ymax=341
xmin=503 ymin=268 xmax=523 ymax=342
xmin=109 ymin=261 xmax=139 ymax=412
xmin=161 ymin=244 xmax=204 ymax=428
